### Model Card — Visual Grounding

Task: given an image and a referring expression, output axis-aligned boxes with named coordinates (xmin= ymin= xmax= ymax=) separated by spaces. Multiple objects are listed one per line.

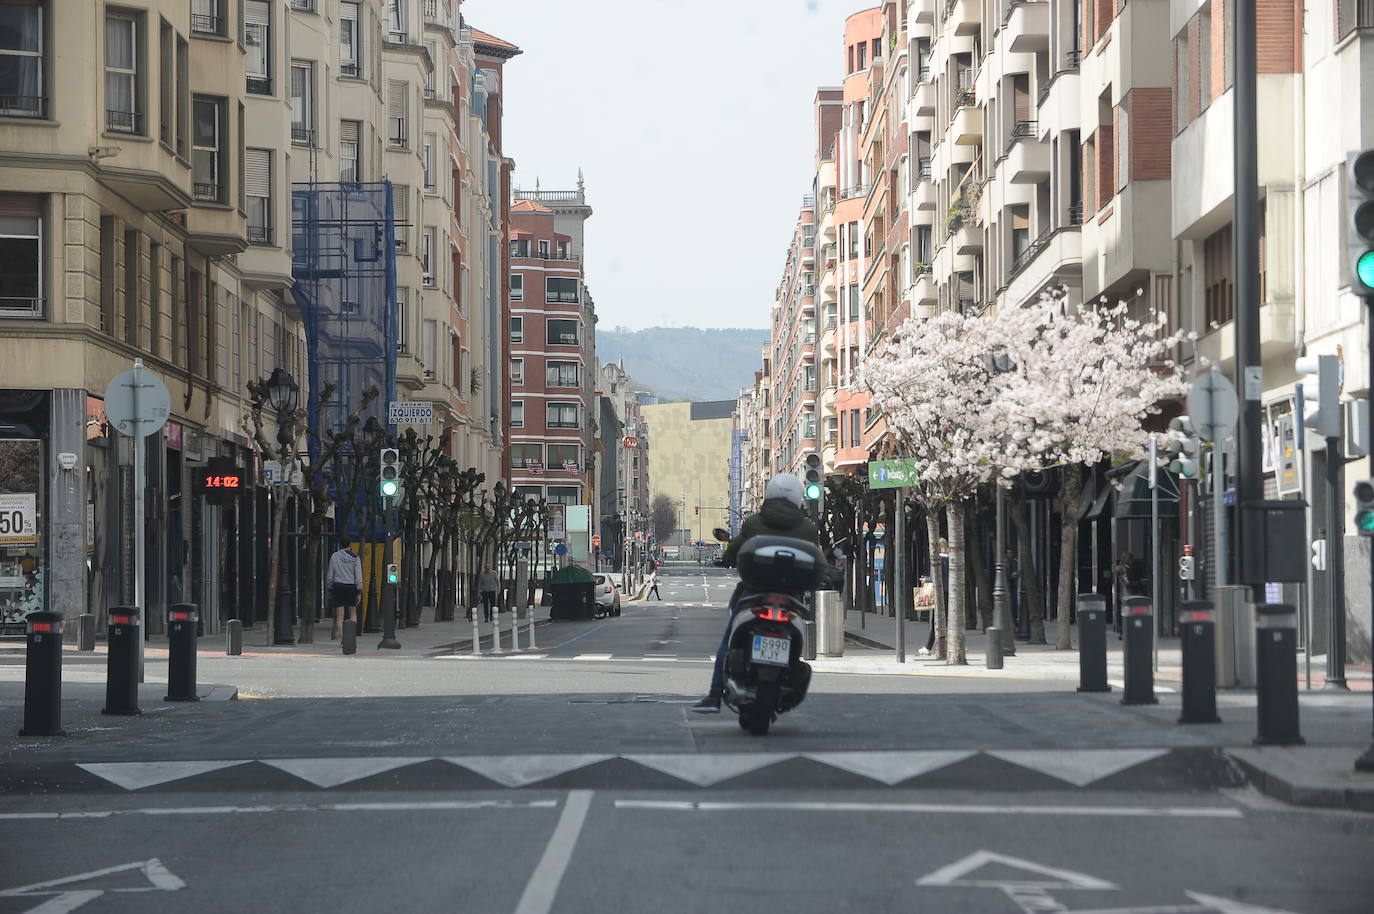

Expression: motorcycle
xmin=711 ymin=528 xmax=823 ymax=736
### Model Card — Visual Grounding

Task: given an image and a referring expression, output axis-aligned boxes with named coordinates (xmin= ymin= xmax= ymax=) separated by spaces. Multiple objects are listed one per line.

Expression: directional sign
xmin=103 ymin=366 xmax=171 ymax=438
xmin=388 ymin=400 xmax=434 ymax=425
xmin=1187 ymin=365 xmax=1239 ymax=443
xmin=868 ymin=458 xmax=920 ymax=489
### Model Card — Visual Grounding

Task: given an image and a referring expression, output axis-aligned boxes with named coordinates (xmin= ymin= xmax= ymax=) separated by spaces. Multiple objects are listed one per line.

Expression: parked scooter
xmin=711 ymin=528 xmax=823 ymax=735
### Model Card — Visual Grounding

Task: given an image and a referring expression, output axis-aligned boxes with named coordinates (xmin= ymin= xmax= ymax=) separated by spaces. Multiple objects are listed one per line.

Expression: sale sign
xmin=0 ymin=493 xmax=38 ymax=545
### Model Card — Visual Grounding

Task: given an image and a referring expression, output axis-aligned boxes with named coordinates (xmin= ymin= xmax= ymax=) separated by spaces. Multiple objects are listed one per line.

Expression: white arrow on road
xmin=0 ymin=859 xmax=185 ymax=913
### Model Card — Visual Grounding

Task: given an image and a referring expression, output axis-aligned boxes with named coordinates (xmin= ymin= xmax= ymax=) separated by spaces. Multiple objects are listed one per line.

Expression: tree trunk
xmin=297 ymin=511 xmax=321 ymax=644
xmin=926 ymin=508 xmax=947 ymax=659
xmin=946 ymin=501 xmax=968 ymax=664
xmin=1011 ymin=495 xmax=1047 ymax=644
xmin=1055 ymin=464 xmax=1083 ymax=649
xmin=968 ymin=499 xmax=993 ymax=630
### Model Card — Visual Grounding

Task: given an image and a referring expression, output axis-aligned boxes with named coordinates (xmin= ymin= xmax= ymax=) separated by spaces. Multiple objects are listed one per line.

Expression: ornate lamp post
xmin=265 ymin=367 xmax=299 ymax=645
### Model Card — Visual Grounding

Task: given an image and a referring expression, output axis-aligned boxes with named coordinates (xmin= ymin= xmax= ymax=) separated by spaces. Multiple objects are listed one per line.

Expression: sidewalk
xmin=835 ymin=606 xmax=1374 ymax=813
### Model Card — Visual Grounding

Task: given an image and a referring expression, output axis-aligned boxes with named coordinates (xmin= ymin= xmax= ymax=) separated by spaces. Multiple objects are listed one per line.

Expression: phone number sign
xmin=0 ymin=493 xmax=38 ymax=545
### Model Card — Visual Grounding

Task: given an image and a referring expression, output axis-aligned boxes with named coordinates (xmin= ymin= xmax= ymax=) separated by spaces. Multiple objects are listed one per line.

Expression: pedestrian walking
xmin=477 ymin=563 xmax=500 ymax=623
xmin=920 ymin=537 xmax=950 ymax=655
xmin=325 ymin=536 xmax=363 ymax=641
xmin=647 ymin=569 xmax=662 ymax=601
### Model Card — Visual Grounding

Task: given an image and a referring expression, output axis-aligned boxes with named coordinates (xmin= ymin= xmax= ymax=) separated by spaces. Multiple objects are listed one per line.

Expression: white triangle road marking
xmin=805 ymin=750 xmax=975 ymax=786
xmin=1184 ymin=891 xmax=1306 ymax=914
xmin=623 ymin=753 xmax=796 ymax=787
xmin=443 ymin=754 xmax=612 ymax=788
xmin=76 ymin=760 xmax=250 ymax=791
xmin=0 ymin=858 xmax=186 ymax=897
xmin=985 ymin=749 xmax=1171 ymax=787
xmin=917 ymin=849 xmax=1118 ymax=890
xmin=261 ymin=757 xmax=428 ymax=789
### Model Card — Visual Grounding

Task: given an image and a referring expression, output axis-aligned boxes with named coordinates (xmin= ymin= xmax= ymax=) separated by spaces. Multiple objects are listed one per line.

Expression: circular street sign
xmin=591 ymin=535 xmax=601 ymax=548
xmin=622 ymin=436 xmax=638 ymax=449
xmin=1186 ymin=368 xmax=1239 ymax=443
xmin=103 ymin=366 xmax=171 ymax=438
xmin=553 ymin=543 xmax=569 ymax=557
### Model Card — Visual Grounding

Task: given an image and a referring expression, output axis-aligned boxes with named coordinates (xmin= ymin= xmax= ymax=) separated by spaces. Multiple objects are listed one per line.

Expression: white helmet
xmin=764 ymin=473 xmax=804 ymax=508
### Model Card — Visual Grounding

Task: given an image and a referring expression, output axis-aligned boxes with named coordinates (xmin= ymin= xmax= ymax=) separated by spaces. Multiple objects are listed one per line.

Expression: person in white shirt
xmin=325 ymin=536 xmax=363 ymax=640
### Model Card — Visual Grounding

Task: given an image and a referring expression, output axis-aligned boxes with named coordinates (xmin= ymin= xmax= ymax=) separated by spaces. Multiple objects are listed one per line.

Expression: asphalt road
xmin=3 ymin=565 xmax=1371 ymax=914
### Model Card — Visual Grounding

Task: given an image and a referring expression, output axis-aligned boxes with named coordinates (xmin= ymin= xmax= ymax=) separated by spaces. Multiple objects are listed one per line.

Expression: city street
xmin=2 ymin=567 xmax=1372 ymax=914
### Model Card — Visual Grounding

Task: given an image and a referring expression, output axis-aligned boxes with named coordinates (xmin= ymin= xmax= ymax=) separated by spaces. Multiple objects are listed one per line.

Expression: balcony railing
xmin=423 ymin=86 xmax=435 ymax=99
xmin=423 ymin=0 xmax=445 ymax=24
xmin=248 ymin=224 xmax=273 ymax=245
xmin=1008 ymin=224 xmax=1053 ymax=279
xmin=191 ymin=13 xmax=222 ymax=34
xmin=193 ymin=182 xmax=221 ymax=202
xmin=825 ymin=316 xmax=838 ymax=329
xmin=1006 ymin=119 xmax=1038 ymax=152
xmin=247 ymin=75 xmax=272 ymax=95
xmin=290 ymin=125 xmax=314 ymax=146
xmin=106 ymin=109 xmax=142 ymax=133
xmin=548 ymin=420 xmax=581 ymax=430
xmin=1064 ymin=49 xmax=1082 ymax=70
xmin=917 ymin=156 xmax=932 ymax=178
xmin=289 ymin=0 xmax=314 ymax=10
xmin=0 ymin=95 xmax=46 ymax=118
xmin=840 ymin=182 xmax=870 ymax=200
xmin=340 ymin=61 xmax=360 ymax=78
xmin=954 ymin=88 xmax=976 ymax=108
xmin=1068 ymin=201 xmax=1085 ymax=225
xmin=802 ymin=193 xmax=816 ymax=206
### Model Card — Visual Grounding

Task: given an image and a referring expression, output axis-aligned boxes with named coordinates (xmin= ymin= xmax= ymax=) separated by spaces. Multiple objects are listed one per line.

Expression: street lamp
xmin=264 ymin=367 xmax=299 ymax=645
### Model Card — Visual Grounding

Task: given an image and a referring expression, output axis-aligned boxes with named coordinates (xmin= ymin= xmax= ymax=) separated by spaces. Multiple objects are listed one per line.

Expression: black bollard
xmin=19 ymin=612 xmax=64 ymax=737
xmin=1178 ymin=601 xmax=1221 ymax=724
xmin=1121 ymin=596 xmax=1157 ymax=705
xmin=1254 ymin=603 xmax=1304 ymax=746
xmin=341 ymin=619 xmax=357 ymax=655
xmin=102 ymin=606 xmax=141 ymax=716
xmin=1076 ymin=594 xmax=1111 ymax=693
xmin=165 ymin=603 xmax=199 ymax=702
xmin=226 ymin=618 xmax=242 ymax=656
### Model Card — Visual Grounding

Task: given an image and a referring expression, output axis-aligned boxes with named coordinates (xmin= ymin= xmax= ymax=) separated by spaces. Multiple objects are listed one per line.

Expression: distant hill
xmin=596 ymin=327 xmax=770 ymax=402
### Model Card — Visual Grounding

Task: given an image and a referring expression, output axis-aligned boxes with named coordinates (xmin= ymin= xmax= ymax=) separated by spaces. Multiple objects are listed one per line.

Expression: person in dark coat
xmin=692 ymin=474 xmax=820 ymax=713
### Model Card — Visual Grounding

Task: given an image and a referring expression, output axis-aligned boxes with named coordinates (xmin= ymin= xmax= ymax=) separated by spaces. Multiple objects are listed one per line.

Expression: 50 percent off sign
xmin=0 ymin=494 xmax=37 ymax=545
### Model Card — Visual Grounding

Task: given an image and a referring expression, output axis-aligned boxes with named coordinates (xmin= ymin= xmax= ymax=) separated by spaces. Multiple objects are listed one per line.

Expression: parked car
xmin=592 ymin=574 xmax=621 ymax=617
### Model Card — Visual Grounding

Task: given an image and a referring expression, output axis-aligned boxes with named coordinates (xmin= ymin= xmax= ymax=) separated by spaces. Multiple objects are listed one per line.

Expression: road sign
xmin=264 ymin=460 xmax=304 ymax=487
xmin=1187 ymin=366 xmax=1239 ymax=442
xmin=103 ymin=366 xmax=171 ymax=438
xmin=591 ymin=535 xmax=601 ymax=548
xmin=553 ymin=542 xmax=569 ymax=557
xmin=0 ymin=493 xmax=37 ymax=545
xmin=622 ymin=436 xmax=638 ymax=449
xmin=868 ymin=458 xmax=920 ymax=489
xmin=388 ymin=400 xmax=434 ymax=425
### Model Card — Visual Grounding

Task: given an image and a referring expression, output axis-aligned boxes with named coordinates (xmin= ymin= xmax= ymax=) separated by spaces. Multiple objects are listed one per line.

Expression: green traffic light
xmin=805 ymin=482 xmax=823 ymax=501
xmin=1357 ymin=250 xmax=1374 ymax=290
xmin=1358 ymin=511 xmax=1374 ymax=533
xmin=380 ymin=479 xmax=399 ymax=497
xmin=387 ymin=572 xmax=399 ymax=584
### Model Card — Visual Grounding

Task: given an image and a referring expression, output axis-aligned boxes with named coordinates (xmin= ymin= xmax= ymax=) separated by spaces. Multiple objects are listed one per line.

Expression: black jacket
xmin=722 ymin=498 xmax=820 ymax=567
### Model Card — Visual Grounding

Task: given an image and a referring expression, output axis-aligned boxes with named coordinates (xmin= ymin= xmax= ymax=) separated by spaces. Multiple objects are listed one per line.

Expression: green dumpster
xmin=549 ymin=566 xmax=597 ymax=621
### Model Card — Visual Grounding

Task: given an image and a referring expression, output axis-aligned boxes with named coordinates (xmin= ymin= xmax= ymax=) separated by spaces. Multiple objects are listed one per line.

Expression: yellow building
xmin=642 ymin=401 xmax=734 ymax=547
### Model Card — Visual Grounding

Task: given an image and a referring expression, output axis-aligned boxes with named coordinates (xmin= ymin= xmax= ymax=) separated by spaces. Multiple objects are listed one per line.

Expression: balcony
xmin=911 ymin=269 xmax=937 ymax=314
xmin=1003 ymin=224 xmax=1081 ymax=307
xmin=247 ymin=76 xmax=272 ymax=95
xmin=423 ymin=0 xmax=447 ymax=26
xmin=0 ymin=95 xmax=46 ymax=118
xmin=951 ymin=101 xmax=981 ymax=145
xmin=954 ymin=222 xmax=982 ymax=255
xmin=193 ymin=182 xmax=222 ymax=204
xmin=914 ymin=179 xmax=937 ymax=210
xmin=913 ymin=79 xmax=936 ymax=116
xmin=106 ymin=109 xmax=142 ymax=134
xmin=947 ymin=0 xmax=981 ymax=34
xmin=840 ymin=182 xmax=871 ymax=201
xmin=913 ymin=0 xmax=935 ymax=23
xmin=1006 ymin=0 xmax=1049 ymax=52
xmin=1005 ymin=122 xmax=1050 ymax=183
xmin=191 ymin=13 xmax=223 ymax=35
xmin=248 ymin=223 xmax=273 ymax=245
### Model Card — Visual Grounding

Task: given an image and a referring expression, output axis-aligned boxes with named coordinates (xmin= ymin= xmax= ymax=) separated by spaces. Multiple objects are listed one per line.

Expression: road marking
xmin=623 ymin=753 xmax=796 ymax=787
xmin=984 ymin=749 xmax=1172 ymax=787
xmin=804 ymin=750 xmax=975 ymax=786
xmin=514 ymin=790 xmax=594 ymax=914
xmin=613 ymin=800 xmax=1243 ymax=818
xmin=445 ymin=754 xmax=611 ymax=788
xmin=917 ymin=849 xmax=1117 ymax=889
xmin=1108 ymin=679 xmax=1176 ymax=694
xmin=572 ymin=653 xmax=613 ymax=661
xmin=261 ymin=757 xmax=427 ymax=789
xmin=76 ymin=760 xmax=249 ymax=791
xmin=0 ymin=800 xmax=558 ymax=821
xmin=548 ymin=621 xmax=612 ymax=650
xmin=1 ymin=858 xmax=186 ymax=914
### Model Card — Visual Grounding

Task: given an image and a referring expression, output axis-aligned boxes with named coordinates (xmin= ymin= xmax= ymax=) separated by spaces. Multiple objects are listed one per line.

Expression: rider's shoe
xmin=691 ymin=696 xmax=721 ymax=713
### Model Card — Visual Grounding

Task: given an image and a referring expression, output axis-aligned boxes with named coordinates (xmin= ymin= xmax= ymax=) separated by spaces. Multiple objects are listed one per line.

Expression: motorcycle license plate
xmin=751 ymin=635 xmax=790 ymax=667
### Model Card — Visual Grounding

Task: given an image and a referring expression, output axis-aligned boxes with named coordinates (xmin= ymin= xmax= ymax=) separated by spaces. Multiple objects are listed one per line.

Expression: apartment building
xmin=507 ymin=183 xmax=597 ymax=509
xmin=769 ymin=196 xmax=820 ymax=478
xmin=642 ymin=401 xmax=735 ymax=547
xmin=597 ymin=361 xmax=651 ymax=565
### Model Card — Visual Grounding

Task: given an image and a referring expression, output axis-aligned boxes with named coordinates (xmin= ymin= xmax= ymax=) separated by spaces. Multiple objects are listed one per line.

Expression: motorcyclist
xmin=692 ymin=473 xmax=820 ymax=713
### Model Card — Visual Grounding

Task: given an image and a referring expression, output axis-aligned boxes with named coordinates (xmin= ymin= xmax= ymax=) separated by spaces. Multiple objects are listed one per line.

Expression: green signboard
xmin=867 ymin=458 xmax=920 ymax=489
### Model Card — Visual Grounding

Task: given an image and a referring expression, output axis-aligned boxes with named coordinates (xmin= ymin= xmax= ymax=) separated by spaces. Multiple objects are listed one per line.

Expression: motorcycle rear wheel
xmin=742 ymin=682 xmax=777 ymax=736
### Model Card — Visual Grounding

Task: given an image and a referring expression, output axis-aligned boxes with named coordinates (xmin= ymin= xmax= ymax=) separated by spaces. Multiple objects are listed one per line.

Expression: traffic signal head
xmin=803 ymin=452 xmax=823 ymax=501
xmin=1165 ymin=416 xmax=1200 ymax=478
xmin=1295 ymin=354 xmax=1341 ymax=439
xmin=1349 ymin=149 xmax=1374 ymax=294
xmin=1355 ymin=480 xmax=1374 ymax=536
xmin=379 ymin=447 xmax=400 ymax=498
xmin=1311 ymin=538 xmax=1327 ymax=572
xmin=386 ymin=563 xmax=399 ymax=584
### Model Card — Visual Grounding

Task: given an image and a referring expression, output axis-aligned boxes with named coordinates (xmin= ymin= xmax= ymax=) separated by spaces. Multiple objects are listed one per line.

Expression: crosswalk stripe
xmin=76 ymin=760 xmax=250 ymax=791
xmin=984 ymin=749 xmax=1172 ymax=787
xmin=262 ymin=757 xmax=427 ymax=788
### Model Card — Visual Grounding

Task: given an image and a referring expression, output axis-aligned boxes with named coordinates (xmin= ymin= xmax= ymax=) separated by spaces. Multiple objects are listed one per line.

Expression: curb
xmin=1227 ymin=750 xmax=1374 ymax=813
xmin=431 ymin=617 xmax=557 ymax=655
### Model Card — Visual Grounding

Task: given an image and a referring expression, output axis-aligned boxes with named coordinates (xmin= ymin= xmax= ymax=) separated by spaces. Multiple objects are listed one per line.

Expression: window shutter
xmin=245 ymin=148 xmax=271 ymax=197
xmin=388 ymin=80 xmax=406 ymax=133
xmin=0 ymin=193 xmax=43 ymax=218
xmin=246 ymin=0 xmax=269 ymax=27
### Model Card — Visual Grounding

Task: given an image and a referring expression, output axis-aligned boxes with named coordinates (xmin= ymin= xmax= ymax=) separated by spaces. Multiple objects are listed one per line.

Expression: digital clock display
xmin=201 ymin=457 xmax=246 ymax=503
xmin=204 ymin=475 xmax=241 ymax=488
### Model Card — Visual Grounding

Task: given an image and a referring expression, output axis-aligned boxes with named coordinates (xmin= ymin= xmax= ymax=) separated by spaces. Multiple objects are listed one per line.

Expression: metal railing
xmin=0 ymin=297 xmax=43 ymax=318
xmin=248 ymin=224 xmax=273 ymax=245
xmin=1065 ymin=49 xmax=1082 ymax=69
xmin=191 ymin=13 xmax=222 ymax=33
xmin=289 ymin=0 xmax=314 ymax=10
xmin=290 ymin=125 xmax=314 ymax=146
xmin=1008 ymin=224 xmax=1053 ymax=279
xmin=1006 ymin=119 xmax=1038 ymax=153
xmin=917 ymin=156 xmax=932 ymax=178
xmin=193 ymin=183 xmax=221 ymax=202
xmin=247 ymin=76 xmax=272 ymax=95
xmin=106 ymin=109 xmax=141 ymax=133
xmin=340 ymin=61 xmax=360 ymax=78
xmin=0 ymin=95 xmax=46 ymax=118
xmin=1068 ymin=202 xmax=1084 ymax=225
xmin=954 ymin=88 xmax=977 ymax=108
xmin=840 ymin=182 xmax=870 ymax=200
xmin=802 ymin=193 xmax=816 ymax=206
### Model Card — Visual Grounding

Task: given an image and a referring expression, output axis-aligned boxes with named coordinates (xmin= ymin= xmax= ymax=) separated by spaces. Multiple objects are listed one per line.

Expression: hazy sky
xmin=469 ymin=0 xmax=865 ymax=332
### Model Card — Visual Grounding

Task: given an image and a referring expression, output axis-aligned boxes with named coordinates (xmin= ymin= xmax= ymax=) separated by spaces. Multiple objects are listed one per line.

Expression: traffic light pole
xmin=1325 ymin=424 xmax=1347 ymax=690
xmin=1358 ymin=295 xmax=1374 ymax=771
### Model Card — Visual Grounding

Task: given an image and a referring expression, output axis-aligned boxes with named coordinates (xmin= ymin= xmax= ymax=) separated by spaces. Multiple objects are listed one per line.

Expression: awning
xmin=1114 ymin=461 xmax=1179 ymax=519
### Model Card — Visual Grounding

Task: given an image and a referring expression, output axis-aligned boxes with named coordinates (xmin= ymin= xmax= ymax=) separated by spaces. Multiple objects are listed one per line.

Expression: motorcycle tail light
xmin=752 ymin=605 xmax=793 ymax=623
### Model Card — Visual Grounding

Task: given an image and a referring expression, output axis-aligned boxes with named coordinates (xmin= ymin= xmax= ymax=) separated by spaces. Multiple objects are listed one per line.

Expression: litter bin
xmin=1232 ymin=596 xmax=1257 ymax=689
xmin=548 ymin=566 xmax=596 ymax=621
xmin=1213 ymin=585 xmax=1249 ymax=688
xmin=814 ymin=591 xmax=843 ymax=657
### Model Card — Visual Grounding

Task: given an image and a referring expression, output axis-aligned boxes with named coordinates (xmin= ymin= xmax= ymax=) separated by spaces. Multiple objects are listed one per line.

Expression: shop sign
xmin=165 ymin=423 xmax=183 ymax=451
xmin=0 ymin=494 xmax=37 ymax=545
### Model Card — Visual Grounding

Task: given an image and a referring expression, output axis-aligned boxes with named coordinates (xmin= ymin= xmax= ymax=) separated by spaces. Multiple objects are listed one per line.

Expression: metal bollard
xmin=102 ymin=606 xmax=141 ymax=716
xmin=1254 ymin=603 xmax=1304 ymax=746
xmin=165 ymin=603 xmax=199 ymax=702
xmin=527 ymin=604 xmax=537 ymax=650
xmin=491 ymin=613 xmax=505 ymax=655
xmin=1121 ymin=596 xmax=1157 ymax=705
xmin=20 ymin=612 xmax=64 ymax=737
xmin=1178 ymin=600 xmax=1220 ymax=724
xmin=511 ymin=607 xmax=522 ymax=652
xmin=1076 ymin=594 xmax=1111 ymax=693
xmin=341 ymin=619 xmax=357 ymax=655
xmin=985 ymin=626 xmax=1003 ymax=669
xmin=471 ymin=612 xmax=482 ymax=656
xmin=77 ymin=613 xmax=96 ymax=651
xmin=226 ymin=619 xmax=243 ymax=656
xmin=803 ymin=615 xmax=817 ymax=661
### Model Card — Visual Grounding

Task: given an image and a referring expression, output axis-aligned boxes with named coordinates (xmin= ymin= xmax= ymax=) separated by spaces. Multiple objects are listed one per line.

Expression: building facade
xmin=642 ymin=401 xmax=735 ymax=547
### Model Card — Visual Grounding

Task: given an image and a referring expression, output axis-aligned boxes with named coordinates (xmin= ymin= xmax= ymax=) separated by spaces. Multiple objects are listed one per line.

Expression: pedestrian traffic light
xmin=1178 ymin=553 xmax=1195 ymax=581
xmin=386 ymin=563 xmax=399 ymax=585
xmin=1354 ymin=480 xmax=1374 ymax=536
xmin=803 ymin=452 xmax=823 ymax=502
xmin=694 ymin=506 xmax=699 ymax=515
xmin=379 ymin=447 xmax=400 ymax=499
xmin=1348 ymin=149 xmax=1374 ymax=295
xmin=1311 ymin=538 xmax=1327 ymax=572
xmin=1295 ymin=354 xmax=1341 ymax=439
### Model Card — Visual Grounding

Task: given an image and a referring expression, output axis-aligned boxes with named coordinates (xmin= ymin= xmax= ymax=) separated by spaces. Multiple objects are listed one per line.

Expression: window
xmin=244 ymin=1 xmax=271 ymax=94
xmin=158 ymin=20 xmax=173 ymax=146
xmin=423 ymin=44 xmax=436 ymax=97
xmin=509 ymin=315 xmax=523 ymax=342
xmin=547 ymin=443 xmax=579 ymax=470
xmin=175 ymin=36 xmax=188 ymax=156
xmin=387 ymin=0 xmax=406 ymax=41
xmin=510 ymin=273 xmax=523 ymax=301
xmin=857 ymin=41 xmax=866 ymax=70
xmin=547 ymin=402 xmax=580 ymax=429
xmin=545 ymin=277 xmax=578 ymax=303
xmin=122 ymin=229 xmax=138 ymax=343
xmin=0 ymin=1 xmax=42 ymax=117
xmin=546 ymin=318 xmax=578 ymax=346
xmin=105 ymin=12 xmax=140 ymax=133
xmin=546 ymin=486 xmax=579 ymax=506
xmin=510 ymin=358 xmax=524 ymax=385
xmin=847 ymin=285 xmax=860 ymax=321
xmin=245 ymin=148 xmax=272 ymax=244
xmin=421 ymin=318 xmax=437 ymax=378
xmin=846 ymin=221 xmax=858 ymax=259
xmin=192 ymin=97 xmax=223 ymax=202
xmin=557 ymin=241 xmax=569 ymax=259
xmin=191 ymin=0 xmax=223 ymax=35
xmin=289 ymin=0 xmax=314 ymax=10
xmin=99 ymin=215 xmax=115 ymax=333
xmin=512 ymin=444 xmax=540 ymax=466
xmin=1203 ymin=222 xmax=1234 ymax=328
xmin=510 ymin=400 xmax=524 ymax=428
xmin=422 ymin=133 xmax=435 ymax=189
xmin=510 ymin=238 xmax=529 ymax=258
xmin=387 ymin=80 xmax=408 ymax=146
xmin=538 ymin=239 xmax=550 ymax=259
xmin=421 ymin=227 xmax=435 ymax=284
xmin=392 ymin=184 xmax=408 ymax=250
xmin=339 ymin=119 xmax=360 ymax=182
xmin=340 ymin=2 xmax=360 ymax=76
xmin=289 ymin=62 xmax=313 ymax=144
xmin=396 ymin=286 xmax=408 ymax=352
xmin=0 ymin=193 xmax=43 ymax=318
xmin=546 ymin=360 xmax=579 ymax=388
